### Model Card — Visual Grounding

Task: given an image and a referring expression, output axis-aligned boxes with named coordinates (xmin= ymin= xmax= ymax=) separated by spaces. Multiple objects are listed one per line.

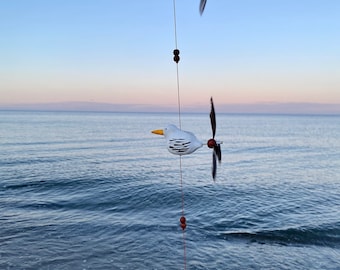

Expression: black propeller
xmin=207 ymin=97 xmax=222 ymax=180
xmin=199 ymin=0 xmax=207 ymax=15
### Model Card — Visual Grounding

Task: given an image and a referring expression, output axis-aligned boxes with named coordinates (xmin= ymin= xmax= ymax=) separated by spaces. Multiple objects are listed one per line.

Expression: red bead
xmin=207 ymin=138 xmax=216 ymax=148
xmin=180 ymin=216 xmax=186 ymax=230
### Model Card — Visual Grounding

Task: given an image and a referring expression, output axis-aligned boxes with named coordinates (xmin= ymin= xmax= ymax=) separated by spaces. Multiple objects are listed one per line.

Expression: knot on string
xmin=173 ymin=49 xmax=180 ymax=63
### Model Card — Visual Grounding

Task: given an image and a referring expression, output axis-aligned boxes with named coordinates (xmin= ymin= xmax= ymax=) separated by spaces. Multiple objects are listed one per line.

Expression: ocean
xmin=0 ymin=110 xmax=339 ymax=270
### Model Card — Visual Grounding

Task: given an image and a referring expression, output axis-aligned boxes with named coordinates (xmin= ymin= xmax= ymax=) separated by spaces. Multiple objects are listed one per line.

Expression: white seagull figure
xmin=152 ymin=124 xmax=203 ymax=156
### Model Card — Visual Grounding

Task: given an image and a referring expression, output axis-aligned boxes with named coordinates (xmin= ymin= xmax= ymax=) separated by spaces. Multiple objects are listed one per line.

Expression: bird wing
xmin=168 ymin=138 xmax=192 ymax=154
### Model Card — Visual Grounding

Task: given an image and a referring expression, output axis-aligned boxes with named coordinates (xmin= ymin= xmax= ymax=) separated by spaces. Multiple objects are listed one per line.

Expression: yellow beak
xmin=151 ymin=129 xmax=164 ymax=135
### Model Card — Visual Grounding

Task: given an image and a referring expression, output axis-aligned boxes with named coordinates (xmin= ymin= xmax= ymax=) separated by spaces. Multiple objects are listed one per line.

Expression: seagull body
xmin=152 ymin=124 xmax=203 ymax=155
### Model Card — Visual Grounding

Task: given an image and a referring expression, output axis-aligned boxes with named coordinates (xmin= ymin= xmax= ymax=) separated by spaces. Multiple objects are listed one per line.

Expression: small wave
xmin=220 ymin=224 xmax=340 ymax=248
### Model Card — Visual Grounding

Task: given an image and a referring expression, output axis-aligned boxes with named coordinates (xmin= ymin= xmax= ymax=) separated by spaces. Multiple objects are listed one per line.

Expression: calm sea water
xmin=0 ymin=110 xmax=339 ymax=270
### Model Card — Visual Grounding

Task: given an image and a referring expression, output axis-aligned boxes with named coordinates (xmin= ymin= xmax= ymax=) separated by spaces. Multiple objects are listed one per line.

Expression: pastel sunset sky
xmin=1 ymin=1 xmax=339 ymax=112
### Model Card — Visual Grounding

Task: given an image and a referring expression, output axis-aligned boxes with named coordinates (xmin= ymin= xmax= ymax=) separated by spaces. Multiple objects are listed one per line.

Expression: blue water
xmin=1 ymin=110 xmax=339 ymax=270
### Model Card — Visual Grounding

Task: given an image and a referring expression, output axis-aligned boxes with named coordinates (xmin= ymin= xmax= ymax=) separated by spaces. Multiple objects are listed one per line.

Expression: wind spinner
xmin=150 ymin=1 xmax=215 ymax=269
xmin=152 ymin=97 xmax=222 ymax=180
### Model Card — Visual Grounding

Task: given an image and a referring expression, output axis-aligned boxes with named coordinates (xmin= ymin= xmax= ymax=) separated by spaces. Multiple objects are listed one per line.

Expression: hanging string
xmin=172 ymin=1 xmax=186 ymax=269
xmin=179 ymin=156 xmax=186 ymax=270
xmin=172 ymin=0 xmax=182 ymax=130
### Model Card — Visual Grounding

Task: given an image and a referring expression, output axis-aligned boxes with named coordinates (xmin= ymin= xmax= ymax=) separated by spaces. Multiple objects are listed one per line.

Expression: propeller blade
xmin=214 ymin=144 xmax=222 ymax=163
xmin=212 ymin=151 xmax=217 ymax=180
xmin=210 ymin=97 xmax=216 ymax=139
xmin=199 ymin=0 xmax=207 ymax=15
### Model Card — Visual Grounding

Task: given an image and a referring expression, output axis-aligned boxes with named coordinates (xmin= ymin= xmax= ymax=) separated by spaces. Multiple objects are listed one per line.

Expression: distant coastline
xmin=0 ymin=101 xmax=339 ymax=115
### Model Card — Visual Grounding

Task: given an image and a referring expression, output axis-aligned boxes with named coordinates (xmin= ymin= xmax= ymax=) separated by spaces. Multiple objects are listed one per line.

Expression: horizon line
xmin=0 ymin=101 xmax=339 ymax=115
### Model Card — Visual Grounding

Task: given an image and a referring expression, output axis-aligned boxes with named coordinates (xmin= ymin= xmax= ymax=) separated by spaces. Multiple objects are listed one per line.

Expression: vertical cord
xmin=179 ymin=155 xmax=186 ymax=270
xmin=173 ymin=1 xmax=186 ymax=269
xmin=173 ymin=0 xmax=182 ymax=129
xmin=176 ymin=60 xmax=182 ymax=130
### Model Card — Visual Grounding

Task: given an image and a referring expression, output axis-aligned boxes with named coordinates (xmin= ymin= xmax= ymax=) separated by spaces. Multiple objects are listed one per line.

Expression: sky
xmin=1 ymin=0 xmax=340 ymax=113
